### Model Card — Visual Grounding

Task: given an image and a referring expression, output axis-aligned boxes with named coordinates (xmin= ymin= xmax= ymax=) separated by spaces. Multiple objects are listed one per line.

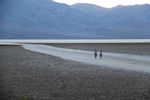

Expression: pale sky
xmin=53 ymin=0 xmax=150 ymax=8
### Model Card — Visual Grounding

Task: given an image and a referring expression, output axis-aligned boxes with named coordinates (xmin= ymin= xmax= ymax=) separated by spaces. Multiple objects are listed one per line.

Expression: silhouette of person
xmin=100 ymin=50 xmax=103 ymax=59
xmin=94 ymin=49 xmax=97 ymax=59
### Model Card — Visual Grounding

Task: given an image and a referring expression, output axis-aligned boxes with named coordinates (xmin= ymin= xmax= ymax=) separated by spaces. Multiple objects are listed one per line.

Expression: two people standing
xmin=94 ymin=49 xmax=102 ymax=59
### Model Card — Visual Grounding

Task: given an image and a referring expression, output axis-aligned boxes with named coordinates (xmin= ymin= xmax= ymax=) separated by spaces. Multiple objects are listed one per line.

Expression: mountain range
xmin=0 ymin=0 xmax=150 ymax=39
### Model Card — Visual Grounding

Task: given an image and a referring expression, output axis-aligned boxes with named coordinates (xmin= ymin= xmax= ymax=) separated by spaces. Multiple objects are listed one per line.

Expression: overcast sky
xmin=53 ymin=0 xmax=150 ymax=8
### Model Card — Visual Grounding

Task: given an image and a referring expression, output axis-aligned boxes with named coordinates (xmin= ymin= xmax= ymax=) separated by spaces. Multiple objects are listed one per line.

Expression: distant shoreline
xmin=0 ymin=40 xmax=150 ymax=55
xmin=0 ymin=39 xmax=150 ymax=44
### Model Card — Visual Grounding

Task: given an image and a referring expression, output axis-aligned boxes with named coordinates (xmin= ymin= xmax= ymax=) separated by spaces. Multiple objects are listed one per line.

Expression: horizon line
xmin=53 ymin=0 xmax=150 ymax=8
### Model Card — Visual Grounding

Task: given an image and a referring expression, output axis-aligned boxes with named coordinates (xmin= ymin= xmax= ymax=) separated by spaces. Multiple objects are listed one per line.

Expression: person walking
xmin=100 ymin=50 xmax=103 ymax=59
xmin=94 ymin=49 xmax=97 ymax=59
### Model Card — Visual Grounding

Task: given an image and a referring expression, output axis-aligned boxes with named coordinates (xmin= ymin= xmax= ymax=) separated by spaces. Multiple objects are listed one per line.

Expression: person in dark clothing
xmin=100 ymin=50 xmax=103 ymax=59
xmin=94 ymin=49 xmax=97 ymax=59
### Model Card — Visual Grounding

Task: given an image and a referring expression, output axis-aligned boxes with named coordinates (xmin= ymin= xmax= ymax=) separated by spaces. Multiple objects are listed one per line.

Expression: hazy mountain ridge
xmin=72 ymin=3 xmax=150 ymax=28
xmin=72 ymin=3 xmax=150 ymax=38
xmin=71 ymin=3 xmax=108 ymax=18
xmin=0 ymin=0 xmax=150 ymax=39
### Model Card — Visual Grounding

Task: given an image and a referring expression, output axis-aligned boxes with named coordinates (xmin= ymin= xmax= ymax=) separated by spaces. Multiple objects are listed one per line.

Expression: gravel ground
xmin=0 ymin=46 xmax=150 ymax=100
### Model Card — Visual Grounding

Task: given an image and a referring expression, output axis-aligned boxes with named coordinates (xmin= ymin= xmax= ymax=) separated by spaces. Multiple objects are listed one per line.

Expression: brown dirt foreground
xmin=0 ymin=46 xmax=150 ymax=100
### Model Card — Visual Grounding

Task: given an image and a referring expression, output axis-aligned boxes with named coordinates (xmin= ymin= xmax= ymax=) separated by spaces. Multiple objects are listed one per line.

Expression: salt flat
xmin=23 ymin=44 xmax=150 ymax=73
xmin=1 ymin=39 xmax=150 ymax=43
xmin=1 ymin=45 xmax=150 ymax=100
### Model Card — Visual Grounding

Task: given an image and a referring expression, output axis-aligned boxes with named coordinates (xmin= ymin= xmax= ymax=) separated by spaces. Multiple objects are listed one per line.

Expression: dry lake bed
xmin=0 ymin=43 xmax=150 ymax=100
